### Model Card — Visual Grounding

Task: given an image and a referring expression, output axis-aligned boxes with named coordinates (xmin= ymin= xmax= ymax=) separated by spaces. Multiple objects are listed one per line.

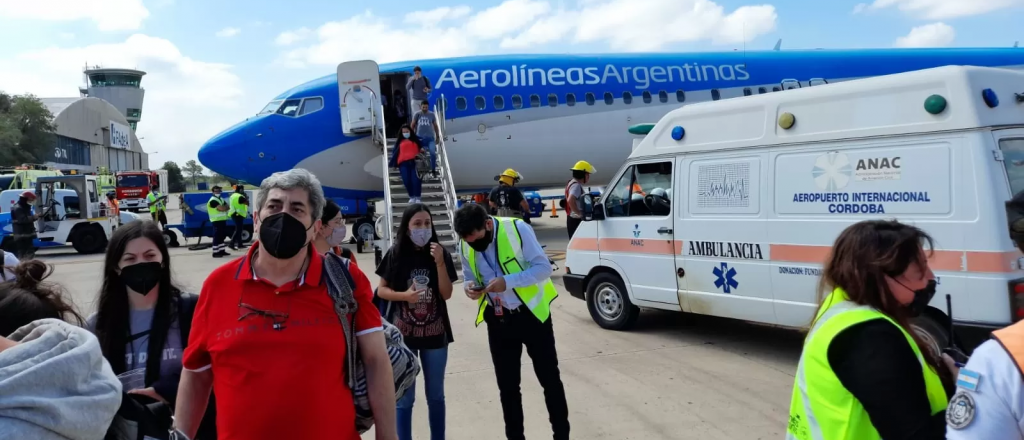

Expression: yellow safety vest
xmin=229 ymin=192 xmax=248 ymax=218
xmin=207 ymin=196 xmax=229 ymax=222
xmin=147 ymin=191 xmax=165 ymax=213
xmin=787 ymin=288 xmax=948 ymax=440
xmin=461 ymin=216 xmax=558 ymax=327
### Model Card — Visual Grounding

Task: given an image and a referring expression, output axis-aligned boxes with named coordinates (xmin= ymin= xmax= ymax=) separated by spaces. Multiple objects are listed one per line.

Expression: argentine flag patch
xmin=956 ymin=368 xmax=981 ymax=391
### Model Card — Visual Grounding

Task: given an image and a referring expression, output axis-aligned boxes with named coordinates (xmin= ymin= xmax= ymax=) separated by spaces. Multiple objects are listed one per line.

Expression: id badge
xmin=493 ymin=296 xmax=504 ymax=316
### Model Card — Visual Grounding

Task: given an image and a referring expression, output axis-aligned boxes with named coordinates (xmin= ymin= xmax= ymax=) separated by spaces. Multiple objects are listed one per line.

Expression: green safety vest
xmin=786 ymin=288 xmax=948 ymax=440
xmin=207 ymin=196 xmax=229 ymax=222
xmin=461 ymin=216 xmax=558 ymax=327
xmin=229 ymin=192 xmax=248 ymax=218
xmin=147 ymin=191 xmax=165 ymax=213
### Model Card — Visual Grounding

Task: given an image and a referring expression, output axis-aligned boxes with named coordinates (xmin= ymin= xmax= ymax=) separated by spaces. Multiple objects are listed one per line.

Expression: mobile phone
xmin=469 ymin=285 xmax=486 ymax=292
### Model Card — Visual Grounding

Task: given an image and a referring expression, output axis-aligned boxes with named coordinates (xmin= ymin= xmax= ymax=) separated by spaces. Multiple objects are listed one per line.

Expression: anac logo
xmin=632 ymin=224 xmax=641 ymax=238
xmin=630 ymin=224 xmax=643 ymax=247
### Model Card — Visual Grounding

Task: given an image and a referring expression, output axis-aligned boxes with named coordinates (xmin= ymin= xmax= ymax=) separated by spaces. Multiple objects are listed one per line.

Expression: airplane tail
xmin=774 ymin=39 xmax=782 ymax=51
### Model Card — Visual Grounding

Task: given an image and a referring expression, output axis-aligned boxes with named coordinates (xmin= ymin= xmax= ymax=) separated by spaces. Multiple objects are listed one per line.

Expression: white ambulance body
xmin=563 ymin=65 xmax=1024 ymax=348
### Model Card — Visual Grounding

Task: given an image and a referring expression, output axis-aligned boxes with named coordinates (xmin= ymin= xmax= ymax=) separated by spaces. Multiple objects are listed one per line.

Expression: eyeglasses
xmin=237 ymin=295 xmax=290 ymax=331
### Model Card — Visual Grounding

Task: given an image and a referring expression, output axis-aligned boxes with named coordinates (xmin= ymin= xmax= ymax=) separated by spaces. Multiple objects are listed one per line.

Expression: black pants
xmin=212 ymin=220 xmax=227 ymax=254
xmin=151 ymin=210 xmax=168 ymax=228
xmin=484 ymin=306 xmax=570 ymax=440
xmin=230 ymin=215 xmax=245 ymax=248
xmin=12 ymin=235 xmax=36 ymax=260
xmin=567 ymin=216 xmax=582 ymax=238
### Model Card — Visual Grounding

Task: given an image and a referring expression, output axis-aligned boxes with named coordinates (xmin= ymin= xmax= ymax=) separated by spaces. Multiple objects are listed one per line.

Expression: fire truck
xmin=116 ymin=169 xmax=169 ymax=212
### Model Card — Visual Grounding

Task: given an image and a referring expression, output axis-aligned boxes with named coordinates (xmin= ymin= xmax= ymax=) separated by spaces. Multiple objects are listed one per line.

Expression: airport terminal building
xmin=36 ymin=67 xmax=148 ymax=173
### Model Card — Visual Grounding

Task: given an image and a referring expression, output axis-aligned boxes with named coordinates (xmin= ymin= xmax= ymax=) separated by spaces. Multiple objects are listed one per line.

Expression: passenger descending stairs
xmin=380 ymin=96 xmax=463 ymax=275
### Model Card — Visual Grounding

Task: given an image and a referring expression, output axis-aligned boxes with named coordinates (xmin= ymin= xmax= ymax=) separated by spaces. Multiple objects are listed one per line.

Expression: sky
xmin=0 ymin=0 xmax=1021 ymax=169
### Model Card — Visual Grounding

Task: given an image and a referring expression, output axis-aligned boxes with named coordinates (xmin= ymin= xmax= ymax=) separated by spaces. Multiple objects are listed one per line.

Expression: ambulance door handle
xmin=658 ymin=227 xmax=673 ymax=234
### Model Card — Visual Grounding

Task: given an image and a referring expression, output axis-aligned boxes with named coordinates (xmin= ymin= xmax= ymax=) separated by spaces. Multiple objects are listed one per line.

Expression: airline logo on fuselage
xmin=435 ymin=63 xmax=751 ymax=90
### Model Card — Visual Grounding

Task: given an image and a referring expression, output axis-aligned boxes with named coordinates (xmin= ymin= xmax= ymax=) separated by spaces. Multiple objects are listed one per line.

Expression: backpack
xmin=415 ymin=150 xmax=431 ymax=177
xmin=321 ymin=252 xmax=420 ymax=434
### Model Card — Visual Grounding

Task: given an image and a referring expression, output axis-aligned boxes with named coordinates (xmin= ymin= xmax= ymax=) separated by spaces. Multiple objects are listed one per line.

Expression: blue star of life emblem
xmin=713 ymin=262 xmax=738 ymax=293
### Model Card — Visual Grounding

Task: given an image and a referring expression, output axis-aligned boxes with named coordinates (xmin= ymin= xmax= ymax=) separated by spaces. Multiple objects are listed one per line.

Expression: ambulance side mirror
xmin=582 ymin=194 xmax=603 ymax=221
xmin=1006 ymin=192 xmax=1024 ymax=251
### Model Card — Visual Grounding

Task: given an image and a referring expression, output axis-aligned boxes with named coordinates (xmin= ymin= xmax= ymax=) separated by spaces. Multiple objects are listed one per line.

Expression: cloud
xmin=275 ymin=27 xmax=313 ymax=46
xmin=215 ymin=27 xmax=241 ymax=38
xmin=0 ymin=34 xmax=247 ymax=166
xmin=861 ymin=0 xmax=1022 ymax=20
xmin=276 ymin=0 xmax=778 ymax=67
xmin=404 ymin=5 xmax=472 ymax=25
xmin=894 ymin=22 xmax=955 ymax=47
xmin=0 ymin=0 xmax=149 ymax=31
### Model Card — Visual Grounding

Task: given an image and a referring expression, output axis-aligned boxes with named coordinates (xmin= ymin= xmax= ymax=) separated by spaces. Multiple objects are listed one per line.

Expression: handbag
xmin=321 ymin=252 xmax=421 ymax=433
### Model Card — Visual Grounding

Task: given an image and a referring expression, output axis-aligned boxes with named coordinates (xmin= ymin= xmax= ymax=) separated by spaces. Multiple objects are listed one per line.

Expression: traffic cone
xmin=550 ymin=200 xmax=559 ymax=218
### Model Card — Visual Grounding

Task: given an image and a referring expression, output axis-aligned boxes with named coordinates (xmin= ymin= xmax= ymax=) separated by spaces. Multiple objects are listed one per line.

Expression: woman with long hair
xmin=375 ymin=203 xmax=457 ymax=440
xmin=312 ymin=199 xmax=358 ymax=270
xmin=786 ymin=219 xmax=956 ymax=440
xmin=0 ymin=260 xmax=121 ymax=440
xmin=389 ymin=123 xmax=426 ymax=204
xmin=87 ymin=220 xmax=215 ymax=439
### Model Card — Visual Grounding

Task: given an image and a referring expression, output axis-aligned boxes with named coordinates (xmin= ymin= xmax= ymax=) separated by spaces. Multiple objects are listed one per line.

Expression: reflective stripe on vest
xmin=207 ymin=196 xmax=229 ymax=222
xmin=461 ymin=217 xmax=558 ymax=327
xmin=787 ymin=288 xmax=948 ymax=440
xmin=229 ymin=192 xmax=248 ymax=218
xmin=147 ymin=191 xmax=165 ymax=213
xmin=993 ymin=320 xmax=1024 ymax=379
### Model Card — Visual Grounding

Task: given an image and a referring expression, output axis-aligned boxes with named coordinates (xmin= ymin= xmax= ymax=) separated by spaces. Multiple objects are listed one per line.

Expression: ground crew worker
xmin=945 ymin=194 xmax=1024 ymax=438
xmin=207 ymin=186 xmax=231 ymax=258
xmin=228 ymin=185 xmax=249 ymax=250
xmin=453 ymin=203 xmax=569 ymax=440
xmin=106 ymin=192 xmax=120 ymax=224
xmin=147 ymin=184 xmax=168 ymax=228
xmin=787 ymin=219 xmax=956 ymax=440
xmin=565 ymin=160 xmax=595 ymax=238
xmin=9 ymin=192 xmax=42 ymax=260
xmin=489 ymin=168 xmax=531 ymax=224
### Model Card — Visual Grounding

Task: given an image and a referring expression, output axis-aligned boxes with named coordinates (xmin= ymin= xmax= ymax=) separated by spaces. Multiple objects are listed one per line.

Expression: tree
xmin=161 ymin=161 xmax=186 ymax=193
xmin=0 ymin=92 xmax=56 ymax=166
xmin=182 ymin=159 xmax=204 ymax=188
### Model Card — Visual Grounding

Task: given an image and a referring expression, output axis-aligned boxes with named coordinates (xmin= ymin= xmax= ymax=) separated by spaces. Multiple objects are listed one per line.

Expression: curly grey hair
xmin=254 ymin=168 xmax=326 ymax=222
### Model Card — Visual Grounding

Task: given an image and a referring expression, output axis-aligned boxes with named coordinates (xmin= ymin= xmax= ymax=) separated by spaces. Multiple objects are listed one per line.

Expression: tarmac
xmin=38 ymin=196 xmax=802 ymax=440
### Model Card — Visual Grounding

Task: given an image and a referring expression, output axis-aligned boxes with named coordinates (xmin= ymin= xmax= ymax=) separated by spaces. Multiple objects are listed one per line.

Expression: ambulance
xmin=563 ymin=65 xmax=1024 ymax=352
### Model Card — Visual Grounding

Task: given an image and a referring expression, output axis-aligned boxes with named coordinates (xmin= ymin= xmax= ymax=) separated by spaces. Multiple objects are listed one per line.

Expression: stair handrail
xmin=377 ymin=101 xmax=394 ymax=250
xmin=433 ymin=94 xmax=459 ymax=243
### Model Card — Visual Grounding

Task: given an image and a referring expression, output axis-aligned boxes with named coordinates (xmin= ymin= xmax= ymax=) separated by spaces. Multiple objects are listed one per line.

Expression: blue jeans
xmin=423 ymin=138 xmax=437 ymax=171
xmin=397 ymin=345 xmax=448 ymax=440
xmin=398 ymin=161 xmax=421 ymax=198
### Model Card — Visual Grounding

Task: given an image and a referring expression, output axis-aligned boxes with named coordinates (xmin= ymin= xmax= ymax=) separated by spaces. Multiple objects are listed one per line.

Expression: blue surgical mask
xmin=410 ymin=228 xmax=431 ymax=247
xmin=402 ymin=133 xmax=410 ymax=139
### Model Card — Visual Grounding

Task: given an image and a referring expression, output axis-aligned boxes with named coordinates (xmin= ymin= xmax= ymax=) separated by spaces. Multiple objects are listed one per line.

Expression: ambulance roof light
xmin=627 ymin=123 xmax=655 ymax=135
xmin=924 ymin=94 xmax=947 ymax=115
xmin=982 ymin=88 xmax=999 ymax=108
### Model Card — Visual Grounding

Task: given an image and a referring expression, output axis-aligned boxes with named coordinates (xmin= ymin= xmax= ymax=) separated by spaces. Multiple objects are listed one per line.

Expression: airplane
xmin=199 ymin=48 xmax=1024 ymax=235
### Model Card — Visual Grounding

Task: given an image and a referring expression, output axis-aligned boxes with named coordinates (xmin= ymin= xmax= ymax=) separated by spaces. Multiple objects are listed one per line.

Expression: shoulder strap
xmin=178 ymin=292 xmax=199 ymax=348
xmin=321 ymin=252 xmax=359 ymax=389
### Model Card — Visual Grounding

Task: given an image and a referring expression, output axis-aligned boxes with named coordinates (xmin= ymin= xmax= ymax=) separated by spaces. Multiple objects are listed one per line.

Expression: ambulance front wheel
xmin=586 ymin=272 xmax=639 ymax=330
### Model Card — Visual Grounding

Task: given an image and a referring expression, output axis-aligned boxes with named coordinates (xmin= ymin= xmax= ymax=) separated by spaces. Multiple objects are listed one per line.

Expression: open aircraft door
xmin=337 ymin=61 xmax=383 ymax=138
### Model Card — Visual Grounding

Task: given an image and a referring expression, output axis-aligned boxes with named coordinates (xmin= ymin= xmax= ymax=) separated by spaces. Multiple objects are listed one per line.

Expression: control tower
xmin=79 ymin=66 xmax=146 ymax=131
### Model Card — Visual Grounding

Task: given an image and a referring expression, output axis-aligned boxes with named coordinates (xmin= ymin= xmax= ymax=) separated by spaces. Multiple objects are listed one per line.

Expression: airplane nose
xmin=198 ymin=123 xmax=250 ymax=181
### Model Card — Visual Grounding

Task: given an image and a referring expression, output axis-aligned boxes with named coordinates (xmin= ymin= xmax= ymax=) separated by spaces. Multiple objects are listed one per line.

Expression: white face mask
xmin=402 ymin=132 xmax=410 ymax=139
xmin=327 ymin=224 xmax=347 ymax=247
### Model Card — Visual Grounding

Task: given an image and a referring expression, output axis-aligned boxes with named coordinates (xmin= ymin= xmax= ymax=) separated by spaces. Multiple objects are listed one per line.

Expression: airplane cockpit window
xmin=547 ymin=94 xmax=558 ymax=107
xmin=585 ymin=93 xmax=596 ymax=105
xmin=276 ymin=99 xmax=302 ymax=117
xmin=493 ymin=95 xmax=505 ymax=109
xmin=676 ymin=90 xmax=686 ymax=102
xmin=259 ymin=100 xmax=283 ymax=115
xmin=566 ymin=93 xmax=576 ymax=106
xmin=603 ymin=92 xmax=613 ymax=105
xmin=711 ymin=89 xmax=721 ymax=101
xmin=456 ymin=96 xmax=468 ymax=111
xmin=622 ymin=92 xmax=633 ymax=105
xmin=475 ymin=96 xmax=486 ymax=110
xmin=530 ymin=94 xmax=541 ymax=107
xmin=298 ymin=97 xmax=324 ymax=116
xmin=512 ymin=95 xmax=523 ymax=109
xmin=642 ymin=91 xmax=652 ymax=104
xmin=658 ymin=90 xmax=668 ymax=103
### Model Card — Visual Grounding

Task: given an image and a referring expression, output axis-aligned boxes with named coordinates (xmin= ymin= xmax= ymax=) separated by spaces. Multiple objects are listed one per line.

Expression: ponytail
xmin=0 ymin=260 xmax=83 ymax=336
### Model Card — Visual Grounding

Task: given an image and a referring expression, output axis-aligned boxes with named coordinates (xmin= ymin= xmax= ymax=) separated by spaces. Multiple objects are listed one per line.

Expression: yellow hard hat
xmin=500 ymin=168 xmax=521 ymax=179
xmin=495 ymin=168 xmax=522 ymax=184
xmin=570 ymin=160 xmax=596 ymax=174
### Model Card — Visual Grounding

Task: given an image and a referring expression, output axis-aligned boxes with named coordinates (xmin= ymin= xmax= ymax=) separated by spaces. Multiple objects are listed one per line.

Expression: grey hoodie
xmin=0 ymin=318 xmax=122 ymax=440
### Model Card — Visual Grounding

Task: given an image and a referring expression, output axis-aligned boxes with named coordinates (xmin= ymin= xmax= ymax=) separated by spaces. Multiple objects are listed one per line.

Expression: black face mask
xmin=259 ymin=212 xmax=312 ymax=259
xmin=903 ymin=279 xmax=937 ymax=317
xmin=468 ymin=229 xmax=493 ymax=252
xmin=120 ymin=261 xmax=162 ymax=295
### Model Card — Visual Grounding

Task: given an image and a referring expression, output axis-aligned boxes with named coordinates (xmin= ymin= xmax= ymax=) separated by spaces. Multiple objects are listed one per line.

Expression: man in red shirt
xmin=172 ymin=169 xmax=397 ymax=440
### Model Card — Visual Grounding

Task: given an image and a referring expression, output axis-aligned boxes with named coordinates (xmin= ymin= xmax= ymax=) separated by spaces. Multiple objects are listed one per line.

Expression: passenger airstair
xmin=378 ymin=95 xmax=462 ymax=273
